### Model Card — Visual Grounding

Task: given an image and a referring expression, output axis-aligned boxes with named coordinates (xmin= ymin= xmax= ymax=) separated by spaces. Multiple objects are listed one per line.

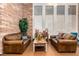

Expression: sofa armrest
xmin=3 ymin=40 xmax=23 ymax=45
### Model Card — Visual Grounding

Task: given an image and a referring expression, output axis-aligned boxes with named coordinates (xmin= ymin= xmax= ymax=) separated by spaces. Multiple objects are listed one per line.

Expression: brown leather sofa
xmin=50 ymin=33 xmax=77 ymax=53
xmin=3 ymin=33 xmax=31 ymax=54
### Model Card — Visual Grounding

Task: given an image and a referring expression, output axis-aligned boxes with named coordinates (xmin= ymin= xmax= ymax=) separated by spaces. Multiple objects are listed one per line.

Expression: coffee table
xmin=33 ymin=38 xmax=47 ymax=52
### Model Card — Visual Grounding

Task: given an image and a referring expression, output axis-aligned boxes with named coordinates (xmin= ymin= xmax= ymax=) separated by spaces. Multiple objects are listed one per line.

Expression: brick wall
xmin=23 ymin=3 xmax=32 ymax=36
xmin=0 ymin=3 xmax=32 ymax=35
xmin=0 ymin=3 xmax=32 ymax=54
xmin=0 ymin=4 xmax=22 ymax=33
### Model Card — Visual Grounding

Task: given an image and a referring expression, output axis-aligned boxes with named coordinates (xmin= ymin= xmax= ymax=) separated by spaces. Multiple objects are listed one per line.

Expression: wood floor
xmin=2 ymin=41 xmax=79 ymax=56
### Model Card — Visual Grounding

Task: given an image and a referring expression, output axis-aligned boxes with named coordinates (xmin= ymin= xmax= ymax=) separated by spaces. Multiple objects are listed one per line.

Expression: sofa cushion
xmin=4 ymin=40 xmax=23 ymax=45
xmin=63 ymin=34 xmax=76 ymax=40
xmin=50 ymin=35 xmax=56 ymax=39
xmin=58 ymin=33 xmax=65 ymax=39
xmin=71 ymin=32 xmax=77 ymax=37
xmin=5 ymin=33 xmax=21 ymax=41
xmin=69 ymin=35 xmax=76 ymax=40
xmin=52 ymin=38 xmax=58 ymax=43
xmin=63 ymin=34 xmax=70 ymax=39
xmin=23 ymin=39 xmax=29 ymax=45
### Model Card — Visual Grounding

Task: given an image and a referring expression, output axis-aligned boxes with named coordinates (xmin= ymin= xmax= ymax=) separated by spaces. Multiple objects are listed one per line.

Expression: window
xmin=68 ymin=5 xmax=76 ymax=15
xmin=57 ymin=5 xmax=65 ymax=15
xmin=67 ymin=5 xmax=76 ymax=32
xmin=33 ymin=3 xmax=78 ymax=37
xmin=34 ymin=6 xmax=42 ymax=15
xmin=46 ymin=6 xmax=54 ymax=15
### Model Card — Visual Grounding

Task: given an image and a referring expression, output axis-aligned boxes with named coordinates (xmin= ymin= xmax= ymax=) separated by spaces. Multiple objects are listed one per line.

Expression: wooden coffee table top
xmin=33 ymin=38 xmax=47 ymax=44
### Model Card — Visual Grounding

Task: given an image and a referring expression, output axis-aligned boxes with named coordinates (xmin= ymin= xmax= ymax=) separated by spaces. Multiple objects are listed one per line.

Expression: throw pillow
xmin=22 ymin=35 xmax=28 ymax=40
xmin=63 ymin=34 xmax=71 ymax=39
xmin=71 ymin=32 xmax=77 ymax=37
xmin=58 ymin=33 xmax=64 ymax=39
xmin=70 ymin=36 xmax=76 ymax=40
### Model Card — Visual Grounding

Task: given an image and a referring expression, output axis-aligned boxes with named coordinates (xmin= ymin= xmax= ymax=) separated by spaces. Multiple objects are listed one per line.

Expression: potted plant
xmin=19 ymin=18 xmax=28 ymax=39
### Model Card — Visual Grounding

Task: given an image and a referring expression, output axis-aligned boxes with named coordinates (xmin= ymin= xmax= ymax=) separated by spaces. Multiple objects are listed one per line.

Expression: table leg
xmin=33 ymin=44 xmax=35 ymax=52
xmin=45 ymin=44 xmax=47 ymax=52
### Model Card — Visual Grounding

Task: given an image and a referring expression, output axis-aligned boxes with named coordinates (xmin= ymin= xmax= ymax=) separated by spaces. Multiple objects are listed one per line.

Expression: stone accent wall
xmin=0 ymin=3 xmax=32 ymax=54
xmin=0 ymin=3 xmax=22 ymax=34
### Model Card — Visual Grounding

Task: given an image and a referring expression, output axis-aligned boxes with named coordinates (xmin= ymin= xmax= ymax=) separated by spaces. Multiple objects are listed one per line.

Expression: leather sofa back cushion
xmin=63 ymin=34 xmax=75 ymax=40
xmin=5 ymin=34 xmax=21 ymax=41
